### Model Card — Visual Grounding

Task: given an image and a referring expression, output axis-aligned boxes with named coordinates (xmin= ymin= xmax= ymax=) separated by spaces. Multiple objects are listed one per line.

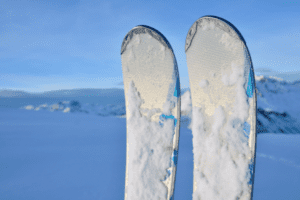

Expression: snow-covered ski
xmin=121 ymin=25 xmax=181 ymax=200
xmin=185 ymin=16 xmax=257 ymax=200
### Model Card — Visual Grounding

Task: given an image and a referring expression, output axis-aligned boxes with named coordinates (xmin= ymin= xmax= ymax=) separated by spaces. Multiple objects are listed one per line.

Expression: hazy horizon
xmin=1 ymin=74 xmax=297 ymax=94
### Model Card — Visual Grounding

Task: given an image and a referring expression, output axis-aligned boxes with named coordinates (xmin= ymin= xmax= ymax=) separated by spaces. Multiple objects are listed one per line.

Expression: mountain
xmin=0 ymin=88 xmax=125 ymax=109
xmin=0 ymin=90 xmax=32 ymax=97
xmin=255 ymin=75 xmax=300 ymax=133
xmin=0 ymin=88 xmax=125 ymax=98
xmin=21 ymin=100 xmax=126 ymax=117
xmin=2 ymin=75 xmax=300 ymax=134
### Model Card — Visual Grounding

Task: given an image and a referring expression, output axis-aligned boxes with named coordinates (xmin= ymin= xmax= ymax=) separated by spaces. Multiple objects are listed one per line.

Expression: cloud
xmin=255 ymin=68 xmax=300 ymax=82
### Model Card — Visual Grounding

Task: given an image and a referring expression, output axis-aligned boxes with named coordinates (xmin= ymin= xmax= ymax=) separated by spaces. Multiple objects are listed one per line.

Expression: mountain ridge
xmin=1 ymin=75 xmax=300 ymax=134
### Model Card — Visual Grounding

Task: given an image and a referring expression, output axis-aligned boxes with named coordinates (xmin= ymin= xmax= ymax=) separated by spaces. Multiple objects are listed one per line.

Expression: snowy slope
xmin=255 ymin=75 xmax=300 ymax=133
xmin=1 ymin=75 xmax=300 ymax=133
xmin=1 ymin=107 xmax=300 ymax=199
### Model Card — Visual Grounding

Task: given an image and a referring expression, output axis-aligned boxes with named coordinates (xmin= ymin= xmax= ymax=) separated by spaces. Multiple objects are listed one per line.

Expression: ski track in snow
xmin=257 ymin=153 xmax=300 ymax=169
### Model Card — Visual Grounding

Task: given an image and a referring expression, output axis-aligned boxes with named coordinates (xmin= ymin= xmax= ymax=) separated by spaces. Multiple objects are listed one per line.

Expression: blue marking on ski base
xmin=159 ymin=121 xmax=164 ymax=127
xmin=248 ymin=160 xmax=254 ymax=185
xmin=172 ymin=150 xmax=178 ymax=166
xmin=245 ymin=69 xmax=255 ymax=186
xmin=243 ymin=121 xmax=250 ymax=138
xmin=162 ymin=169 xmax=171 ymax=181
xmin=246 ymin=68 xmax=254 ymax=98
xmin=160 ymin=114 xmax=177 ymax=127
xmin=159 ymin=121 xmax=163 ymax=127
xmin=174 ymin=76 xmax=180 ymax=97
xmin=160 ymin=76 xmax=179 ymax=200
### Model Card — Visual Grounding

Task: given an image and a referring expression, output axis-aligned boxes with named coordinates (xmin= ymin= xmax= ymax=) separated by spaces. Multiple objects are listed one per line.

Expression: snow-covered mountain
xmin=255 ymin=75 xmax=300 ymax=133
xmin=0 ymin=88 xmax=125 ymax=98
xmin=179 ymin=75 xmax=300 ymax=134
xmin=21 ymin=100 xmax=126 ymax=117
xmin=0 ymin=88 xmax=125 ymax=109
xmin=2 ymin=75 xmax=300 ymax=134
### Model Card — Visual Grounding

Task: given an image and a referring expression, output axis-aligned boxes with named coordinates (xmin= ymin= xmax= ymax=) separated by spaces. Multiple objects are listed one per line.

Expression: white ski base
xmin=121 ymin=25 xmax=181 ymax=200
xmin=186 ymin=16 xmax=257 ymax=200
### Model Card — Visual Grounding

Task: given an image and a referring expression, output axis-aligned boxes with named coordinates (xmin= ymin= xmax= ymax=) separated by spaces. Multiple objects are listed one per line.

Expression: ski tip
xmin=121 ymin=25 xmax=175 ymax=55
xmin=185 ymin=15 xmax=247 ymax=53
xmin=201 ymin=16 xmax=255 ymax=85
xmin=202 ymin=15 xmax=247 ymax=45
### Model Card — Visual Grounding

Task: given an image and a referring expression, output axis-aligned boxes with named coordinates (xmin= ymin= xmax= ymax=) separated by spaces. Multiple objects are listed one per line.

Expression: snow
xmin=198 ymin=79 xmax=209 ymax=88
xmin=219 ymin=32 xmax=242 ymax=54
xmin=1 ymin=105 xmax=300 ymax=199
xmin=4 ymin=73 xmax=299 ymax=133
xmin=255 ymin=75 xmax=264 ymax=82
xmin=20 ymin=101 xmax=126 ymax=117
xmin=180 ymin=90 xmax=192 ymax=116
xmin=191 ymin=60 xmax=252 ymax=199
xmin=222 ymin=62 xmax=245 ymax=87
xmin=255 ymin=75 xmax=300 ymax=121
xmin=125 ymin=81 xmax=174 ymax=199
xmin=1 ymin=76 xmax=300 ymax=199
xmin=201 ymin=19 xmax=216 ymax=31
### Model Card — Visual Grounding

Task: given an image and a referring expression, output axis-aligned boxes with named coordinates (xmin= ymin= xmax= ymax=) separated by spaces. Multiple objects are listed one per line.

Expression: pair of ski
xmin=121 ymin=15 xmax=257 ymax=200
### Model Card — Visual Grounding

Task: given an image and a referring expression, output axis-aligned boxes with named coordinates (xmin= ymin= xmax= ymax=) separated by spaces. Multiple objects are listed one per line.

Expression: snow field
xmin=1 ymin=107 xmax=300 ymax=199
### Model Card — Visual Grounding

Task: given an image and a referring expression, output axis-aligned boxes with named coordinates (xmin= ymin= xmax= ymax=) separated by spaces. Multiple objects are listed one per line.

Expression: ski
xmin=121 ymin=25 xmax=181 ymax=200
xmin=185 ymin=16 xmax=257 ymax=200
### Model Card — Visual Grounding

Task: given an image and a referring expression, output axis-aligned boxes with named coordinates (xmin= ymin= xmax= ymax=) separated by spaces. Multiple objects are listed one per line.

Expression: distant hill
xmin=0 ymin=88 xmax=125 ymax=98
xmin=0 ymin=88 xmax=126 ymax=109
xmin=39 ymin=88 xmax=125 ymax=98
xmin=2 ymin=75 xmax=300 ymax=134
xmin=0 ymin=90 xmax=32 ymax=97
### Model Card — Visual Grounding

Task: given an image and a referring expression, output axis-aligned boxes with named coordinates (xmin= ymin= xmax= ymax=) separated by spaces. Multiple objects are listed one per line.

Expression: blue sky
xmin=1 ymin=0 xmax=299 ymax=93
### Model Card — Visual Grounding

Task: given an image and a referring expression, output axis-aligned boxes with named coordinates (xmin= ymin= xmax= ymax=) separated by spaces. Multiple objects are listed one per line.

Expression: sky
xmin=1 ymin=0 xmax=300 ymax=93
